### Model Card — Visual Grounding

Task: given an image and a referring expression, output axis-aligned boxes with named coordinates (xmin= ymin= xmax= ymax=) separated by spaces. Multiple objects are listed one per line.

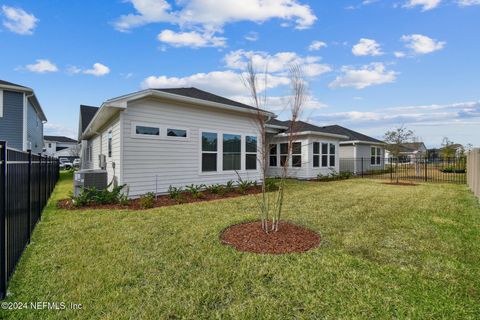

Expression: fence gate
xmin=0 ymin=141 xmax=59 ymax=299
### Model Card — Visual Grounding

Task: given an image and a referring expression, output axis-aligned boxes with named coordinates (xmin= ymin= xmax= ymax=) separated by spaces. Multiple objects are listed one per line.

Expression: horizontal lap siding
xmin=356 ymin=144 xmax=385 ymax=171
xmin=100 ymin=116 xmax=121 ymax=187
xmin=308 ymin=137 xmax=340 ymax=177
xmin=266 ymin=137 xmax=311 ymax=179
xmin=0 ymin=91 xmax=24 ymax=150
xmin=122 ymin=99 xmax=261 ymax=197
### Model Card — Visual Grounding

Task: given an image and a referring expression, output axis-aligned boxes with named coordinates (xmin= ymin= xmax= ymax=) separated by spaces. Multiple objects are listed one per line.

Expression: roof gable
xmin=44 ymin=135 xmax=77 ymax=143
xmin=79 ymin=105 xmax=99 ymax=137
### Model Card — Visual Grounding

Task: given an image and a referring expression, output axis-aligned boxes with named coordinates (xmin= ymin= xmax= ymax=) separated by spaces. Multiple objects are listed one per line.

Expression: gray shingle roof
xmin=44 ymin=136 xmax=77 ymax=143
xmin=80 ymin=105 xmax=99 ymax=134
xmin=155 ymin=87 xmax=259 ymax=111
xmin=0 ymin=80 xmax=29 ymax=89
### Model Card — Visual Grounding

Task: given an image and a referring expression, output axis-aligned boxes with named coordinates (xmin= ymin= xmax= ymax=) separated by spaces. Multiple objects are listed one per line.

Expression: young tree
xmin=243 ymin=61 xmax=305 ymax=233
xmin=68 ymin=144 xmax=82 ymax=157
xmin=384 ymin=125 xmax=414 ymax=183
xmin=440 ymin=137 xmax=457 ymax=159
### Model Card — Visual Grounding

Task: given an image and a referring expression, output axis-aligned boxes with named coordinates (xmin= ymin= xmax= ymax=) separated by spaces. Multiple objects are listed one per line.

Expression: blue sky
xmin=1 ymin=0 xmax=479 ymax=147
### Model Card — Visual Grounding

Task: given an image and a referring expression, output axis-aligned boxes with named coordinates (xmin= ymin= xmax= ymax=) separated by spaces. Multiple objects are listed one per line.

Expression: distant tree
xmin=440 ymin=137 xmax=457 ymax=159
xmin=384 ymin=126 xmax=415 ymax=183
xmin=68 ymin=144 xmax=81 ymax=157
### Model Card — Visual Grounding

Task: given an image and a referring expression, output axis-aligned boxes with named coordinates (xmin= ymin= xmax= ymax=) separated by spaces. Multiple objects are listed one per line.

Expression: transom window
xmin=269 ymin=144 xmax=277 ymax=167
xmin=223 ymin=134 xmax=241 ymax=171
xmin=201 ymin=132 xmax=217 ymax=172
xmin=321 ymin=143 xmax=336 ymax=167
xmin=136 ymin=125 xmax=159 ymax=136
xmin=371 ymin=147 xmax=382 ymax=165
xmin=167 ymin=128 xmax=187 ymax=137
xmin=245 ymin=136 xmax=257 ymax=170
xmin=292 ymin=142 xmax=302 ymax=167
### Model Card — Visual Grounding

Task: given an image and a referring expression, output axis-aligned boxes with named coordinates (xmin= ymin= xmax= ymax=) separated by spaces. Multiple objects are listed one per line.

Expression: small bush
xmin=71 ymin=184 xmax=127 ymax=207
xmin=237 ymin=178 xmax=254 ymax=194
xmin=224 ymin=180 xmax=235 ymax=193
xmin=265 ymin=178 xmax=279 ymax=191
xmin=186 ymin=184 xmax=205 ymax=199
xmin=139 ymin=192 xmax=156 ymax=209
xmin=206 ymin=184 xmax=223 ymax=194
xmin=441 ymin=166 xmax=466 ymax=173
xmin=317 ymin=169 xmax=351 ymax=182
xmin=168 ymin=186 xmax=183 ymax=200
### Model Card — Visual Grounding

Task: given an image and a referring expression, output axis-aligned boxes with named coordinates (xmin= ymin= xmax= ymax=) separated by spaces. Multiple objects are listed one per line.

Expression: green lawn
xmin=2 ymin=172 xmax=480 ymax=319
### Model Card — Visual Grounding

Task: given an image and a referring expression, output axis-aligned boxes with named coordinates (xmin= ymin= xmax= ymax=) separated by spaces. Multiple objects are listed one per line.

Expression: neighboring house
xmin=0 ymin=80 xmax=47 ymax=153
xmin=44 ymin=135 xmax=78 ymax=158
xmin=385 ymin=142 xmax=427 ymax=162
xmin=78 ymin=88 xmax=349 ymax=197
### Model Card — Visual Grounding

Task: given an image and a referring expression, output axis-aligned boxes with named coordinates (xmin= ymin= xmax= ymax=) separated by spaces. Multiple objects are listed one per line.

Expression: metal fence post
xmin=424 ymin=157 xmax=428 ymax=182
xmin=0 ymin=141 xmax=7 ymax=299
xmin=27 ymin=150 xmax=32 ymax=244
xmin=361 ymin=157 xmax=364 ymax=178
xmin=390 ymin=157 xmax=393 ymax=182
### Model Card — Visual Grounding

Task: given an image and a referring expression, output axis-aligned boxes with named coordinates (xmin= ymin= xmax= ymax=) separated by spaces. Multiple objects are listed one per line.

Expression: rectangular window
xmin=108 ymin=130 xmax=112 ymax=158
xmin=245 ymin=136 xmax=257 ymax=170
xmin=223 ymin=134 xmax=241 ymax=171
xmin=269 ymin=144 xmax=277 ymax=167
xmin=167 ymin=128 xmax=187 ymax=137
xmin=202 ymin=132 xmax=217 ymax=172
xmin=329 ymin=143 xmax=336 ymax=167
xmin=313 ymin=142 xmax=320 ymax=167
xmin=136 ymin=125 xmax=159 ymax=136
xmin=292 ymin=142 xmax=302 ymax=167
xmin=371 ymin=147 xmax=382 ymax=165
xmin=280 ymin=143 xmax=288 ymax=166
xmin=321 ymin=143 xmax=328 ymax=167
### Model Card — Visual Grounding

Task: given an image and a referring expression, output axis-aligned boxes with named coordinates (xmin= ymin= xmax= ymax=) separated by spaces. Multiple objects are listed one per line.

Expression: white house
xmin=78 ymin=88 xmax=349 ymax=197
xmin=44 ymin=135 xmax=78 ymax=158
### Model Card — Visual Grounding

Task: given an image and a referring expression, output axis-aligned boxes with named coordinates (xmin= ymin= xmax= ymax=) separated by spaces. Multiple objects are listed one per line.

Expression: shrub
xmin=206 ymin=184 xmax=223 ymax=194
xmin=185 ymin=184 xmax=205 ymax=199
xmin=71 ymin=184 xmax=127 ymax=207
xmin=139 ymin=192 xmax=156 ymax=209
xmin=168 ymin=186 xmax=183 ymax=200
xmin=441 ymin=166 xmax=466 ymax=174
xmin=317 ymin=169 xmax=352 ymax=182
xmin=237 ymin=178 xmax=254 ymax=194
xmin=224 ymin=180 xmax=235 ymax=193
xmin=265 ymin=178 xmax=279 ymax=191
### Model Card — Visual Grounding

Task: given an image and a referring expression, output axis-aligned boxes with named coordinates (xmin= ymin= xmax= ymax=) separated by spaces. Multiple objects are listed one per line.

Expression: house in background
xmin=43 ymin=135 xmax=78 ymax=158
xmin=78 ymin=88 xmax=349 ymax=197
xmin=385 ymin=142 xmax=427 ymax=162
xmin=0 ymin=80 xmax=47 ymax=153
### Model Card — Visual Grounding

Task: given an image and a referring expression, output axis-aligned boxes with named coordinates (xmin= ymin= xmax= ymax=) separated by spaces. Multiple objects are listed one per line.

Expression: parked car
xmin=59 ymin=158 xmax=73 ymax=170
xmin=73 ymin=158 xmax=80 ymax=168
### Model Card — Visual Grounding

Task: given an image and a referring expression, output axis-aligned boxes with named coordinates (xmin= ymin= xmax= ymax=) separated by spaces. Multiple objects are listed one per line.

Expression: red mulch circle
xmin=220 ymin=221 xmax=320 ymax=254
xmin=382 ymin=182 xmax=418 ymax=186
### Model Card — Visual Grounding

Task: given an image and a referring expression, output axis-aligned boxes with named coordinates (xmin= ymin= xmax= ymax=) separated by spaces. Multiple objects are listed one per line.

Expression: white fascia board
xmin=275 ymin=131 xmax=349 ymax=140
xmin=340 ymin=140 xmax=386 ymax=146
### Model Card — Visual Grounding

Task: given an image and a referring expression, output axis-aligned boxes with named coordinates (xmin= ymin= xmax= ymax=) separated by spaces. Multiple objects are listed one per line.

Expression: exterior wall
xmin=356 ymin=144 xmax=385 ymax=171
xmin=44 ymin=141 xmax=78 ymax=157
xmin=0 ymin=90 xmax=24 ymax=150
xmin=121 ymin=98 xmax=261 ymax=197
xmin=27 ymin=100 xmax=44 ymax=154
xmin=266 ymin=135 xmax=341 ymax=179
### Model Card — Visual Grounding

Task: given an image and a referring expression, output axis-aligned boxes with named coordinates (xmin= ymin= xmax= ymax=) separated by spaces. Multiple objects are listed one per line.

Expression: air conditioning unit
xmin=74 ymin=169 xmax=108 ymax=196
xmin=98 ymin=154 xmax=106 ymax=170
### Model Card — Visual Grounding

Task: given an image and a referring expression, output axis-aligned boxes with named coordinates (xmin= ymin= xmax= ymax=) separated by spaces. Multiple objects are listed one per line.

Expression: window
xmin=223 ymin=134 xmax=241 ymax=171
xmin=321 ymin=143 xmax=329 ymax=167
xmin=48 ymin=143 xmax=52 ymax=148
xmin=292 ymin=142 xmax=302 ymax=167
xmin=136 ymin=125 xmax=159 ymax=136
xmin=269 ymin=144 xmax=277 ymax=167
xmin=167 ymin=128 xmax=187 ymax=137
xmin=108 ymin=130 xmax=112 ymax=158
xmin=280 ymin=143 xmax=288 ymax=166
xmin=313 ymin=142 xmax=320 ymax=167
xmin=202 ymin=132 xmax=217 ymax=172
xmin=320 ymin=143 xmax=336 ymax=167
xmin=371 ymin=147 xmax=382 ymax=165
xmin=245 ymin=136 xmax=257 ymax=170
xmin=329 ymin=143 xmax=336 ymax=167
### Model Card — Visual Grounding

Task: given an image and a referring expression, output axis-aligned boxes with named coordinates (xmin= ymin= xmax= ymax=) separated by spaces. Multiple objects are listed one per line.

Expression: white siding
xmin=121 ymin=98 xmax=261 ymax=197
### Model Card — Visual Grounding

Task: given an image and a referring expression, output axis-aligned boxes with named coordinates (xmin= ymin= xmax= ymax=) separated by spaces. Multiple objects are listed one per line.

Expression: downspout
xmin=24 ymin=93 xmax=35 ymax=151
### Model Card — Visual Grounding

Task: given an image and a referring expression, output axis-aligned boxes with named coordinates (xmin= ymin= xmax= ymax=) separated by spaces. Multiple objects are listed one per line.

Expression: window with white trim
xmin=313 ymin=142 xmax=320 ymax=167
xmin=167 ymin=128 xmax=187 ymax=138
xmin=201 ymin=132 xmax=217 ymax=172
xmin=269 ymin=144 xmax=277 ymax=167
xmin=371 ymin=147 xmax=381 ymax=165
xmin=223 ymin=134 xmax=241 ymax=171
xmin=245 ymin=136 xmax=257 ymax=170
xmin=321 ymin=143 xmax=336 ymax=167
xmin=280 ymin=143 xmax=288 ymax=166
xmin=108 ymin=130 xmax=112 ymax=158
xmin=135 ymin=125 xmax=159 ymax=136
xmin=292 ymin=142 xmax=302 ymax=167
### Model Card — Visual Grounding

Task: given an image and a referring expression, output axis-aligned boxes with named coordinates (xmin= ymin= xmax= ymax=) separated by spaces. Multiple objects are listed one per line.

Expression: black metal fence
xmin=0 ymin=141 xmax=59 ymax=299
xmin=340 ymin=157 xmax=467 ymax=184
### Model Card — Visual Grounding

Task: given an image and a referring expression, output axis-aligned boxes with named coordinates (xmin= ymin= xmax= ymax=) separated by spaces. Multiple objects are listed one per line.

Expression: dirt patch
xmin=382 ymin=182 xmax=418 ymax=186
xmin=220 ymin=221 xmax=320 ymax=254
xmin=57 ymin=186 xmax=264 ymax=211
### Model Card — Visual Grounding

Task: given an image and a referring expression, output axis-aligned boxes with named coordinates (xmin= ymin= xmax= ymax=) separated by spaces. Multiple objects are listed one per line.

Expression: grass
xmin=1 ymin=171 xmax=480 ymax=319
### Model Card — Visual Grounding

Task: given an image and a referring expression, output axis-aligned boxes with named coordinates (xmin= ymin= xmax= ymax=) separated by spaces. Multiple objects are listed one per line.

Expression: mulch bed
xmin=220 ymin=221 xmax=320 ymax=254
xmin=382 ymin=182 xmax=418 ymax=186
xmin=57 ymin=186 xmax=264 ymax=211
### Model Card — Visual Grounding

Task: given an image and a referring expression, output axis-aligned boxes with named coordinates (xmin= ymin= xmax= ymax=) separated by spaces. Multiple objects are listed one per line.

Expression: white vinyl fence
xmin=466 ymin=148 xmax=480 ymax=200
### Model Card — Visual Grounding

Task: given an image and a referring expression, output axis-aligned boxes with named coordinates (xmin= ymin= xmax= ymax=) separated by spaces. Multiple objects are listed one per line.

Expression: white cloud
xmin=114 ymin=0 xmax=174 ymax=32
xmin=329 ymin=63 xmax=398 ymax=90
xmin=394 ymin=51 xmax=406 ymax=58
xmin=308 ymin=40 xmax=327 ymax=51
xmin=25 ymin=59 xmax=58 ymax=73
xmin=1 ymin=5 xmax=38 ymax=35
xmin=224 ymin=50 xmax=331 ymax=77
xmin=401 ymin=34 xmax=446 ymax=55
xmin=244 ymin=31 xmax=259 ymax=42
xmin=403 ymin=0 xmax=441 ymax=11
xmin=83 ymin=63 xmax=110 ymax=77
xmin=67 ymin=66 xmax=82 ymax=74
xmin=157 ymin=29 xmax=226 ymax=48
xmin=352 ymin=38 xmax=383 ymax=56
xmin=457 ymin=0 xmax=480 ymax=5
